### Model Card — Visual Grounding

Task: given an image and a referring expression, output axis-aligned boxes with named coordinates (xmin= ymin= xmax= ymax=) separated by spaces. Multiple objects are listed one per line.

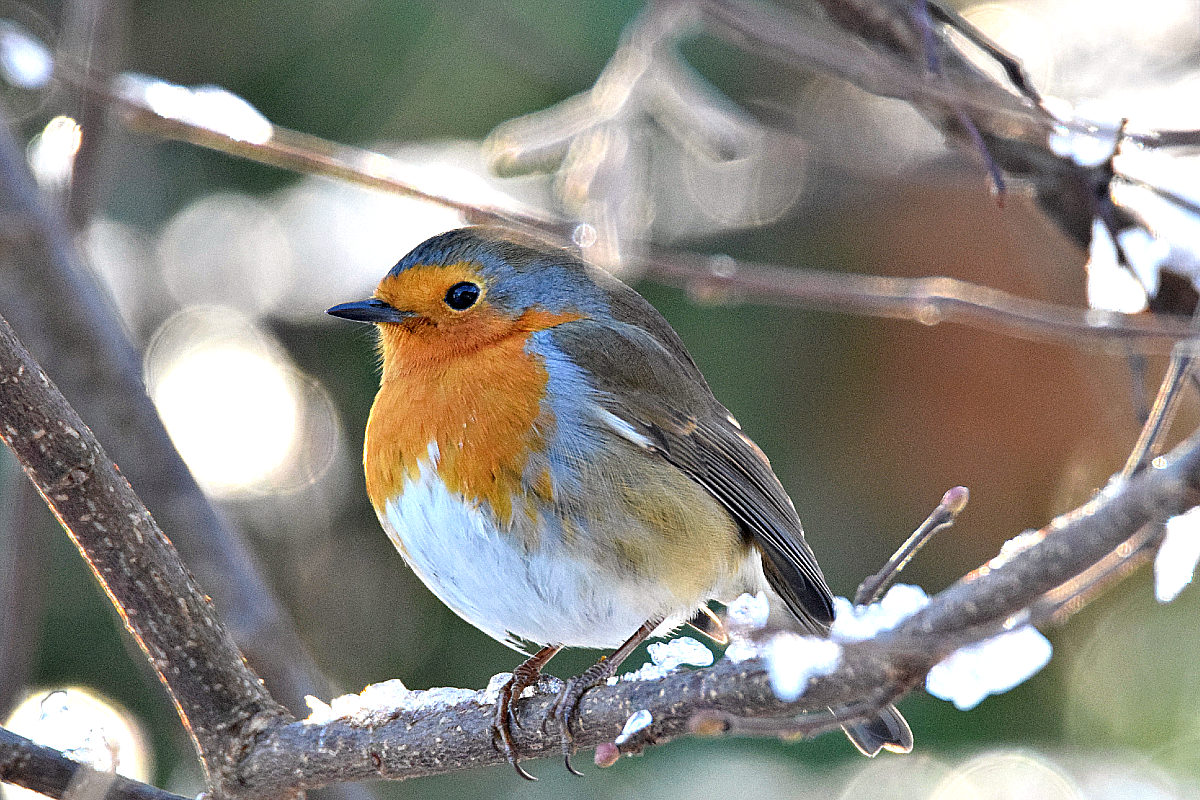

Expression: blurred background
xmin=2 ymin=0 xmax=1200 ymax=798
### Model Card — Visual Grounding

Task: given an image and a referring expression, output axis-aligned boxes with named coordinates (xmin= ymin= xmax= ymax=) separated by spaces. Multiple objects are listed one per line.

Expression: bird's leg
xmin=493 ymin=643 xmax=562 ymax=781
xmin=553 ymin=618 xmax=660 ymax=776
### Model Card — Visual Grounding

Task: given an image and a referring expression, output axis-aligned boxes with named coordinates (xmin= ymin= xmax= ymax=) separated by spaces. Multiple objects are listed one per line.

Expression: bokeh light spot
xmin=144 ymin=308 xmax=318 ymax=495
xmin=154 ymin=344 xmax=297 ymax=492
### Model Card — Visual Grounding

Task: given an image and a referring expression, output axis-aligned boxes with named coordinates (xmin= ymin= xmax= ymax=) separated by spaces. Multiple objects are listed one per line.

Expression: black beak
xmin=326 ymin=298 xmax=414 ymax=324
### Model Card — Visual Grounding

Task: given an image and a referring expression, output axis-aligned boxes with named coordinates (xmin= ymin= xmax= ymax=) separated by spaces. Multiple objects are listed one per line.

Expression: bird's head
xmin=327 ymin=227 xmax=605 ymax=369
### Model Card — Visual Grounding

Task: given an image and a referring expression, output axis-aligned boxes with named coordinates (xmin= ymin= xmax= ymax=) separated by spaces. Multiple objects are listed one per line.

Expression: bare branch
xmin=60 ymin=0 xmax=124 ymax=226
xmin=0 ymin=105 xmax=331 ymax=713
xmin=855 ymin=486 xmax=968 ymax=606
xmin=48 ymin=64 xmax=569 ymax=241
xmin=0 ymin=726 xmax=189 ymax=800
xmin=18 ymin=54 xmax=1185 ymax=354
xmin=640 ymin=250 xmax=1195 ymax=353
xmin=0 ymin=468 xmax=46 ymax=715
xmin=0 ymin=309 xmax=292 ymax=799
xmin=1122 ymin=311 xmax=1200 ymax=475
xmin=701 ymin=0 xmax=1048 ymax=133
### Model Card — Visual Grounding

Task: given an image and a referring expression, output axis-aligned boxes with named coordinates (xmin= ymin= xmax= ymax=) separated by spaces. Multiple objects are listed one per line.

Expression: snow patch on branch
xmin=831 ymin=584 xmax=931 ymax=642
xmin=1155 ymin=505 xmax=1200 ymax=603
xmin=925 ymin=627 xmax=1052 ymax=710
xmin=610 ymin=635 xmax=714 ymax=684
xmin=303 ymin=679 xmax=487 ymax=725
xmin=764 ymin=633 xmax=842 ymax=702
xmin=725 ymin=591 xmax=770 ymax=630
xmin=614 ymin=709 xmax=653 ymax=745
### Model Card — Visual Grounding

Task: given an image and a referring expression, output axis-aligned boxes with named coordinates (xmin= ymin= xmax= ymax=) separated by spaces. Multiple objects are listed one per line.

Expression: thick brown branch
xmin=0 ymin=311 xmax=292 ymax=800
xmin=0 ymin=726 xmax=188 ymax=800
xmin=234 ymin=424 xmax=1200 ymax=791
xmin=0 ymin=107 xmax=329 ymax=714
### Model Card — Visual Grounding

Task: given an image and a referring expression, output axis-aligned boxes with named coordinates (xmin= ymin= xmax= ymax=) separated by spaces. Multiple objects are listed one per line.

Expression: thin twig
xmin=52 ymin=63 xmax=569 ymax=241
xmin=925 ymin=1 xmax=1042 ymax=105
xmin=855 ymin=486 xmax=968 ymax=606
xmin=699 ymin=0 xmax=1047 ymax=134
xmin=1122 ymin=332 xmax=1200 ymax=477
xmin=1033 ymin=309 xmax=1200 ymax=625
xmin=642 ymin=250 xmax=1196 ymax=352
xmin=60 ymin=0 xmax=124 ymax=226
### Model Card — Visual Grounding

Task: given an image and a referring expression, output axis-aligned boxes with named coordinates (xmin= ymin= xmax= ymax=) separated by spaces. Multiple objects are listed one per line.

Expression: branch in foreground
xmin=0 ymin=726 xmax=187 ymax=800
xmin=234 ymin=423 xmax=1200 ymax=792
xmin=1 ymin=200 xmax=1194 ymax=794
xmin=0 ymin=106 xmax=331 ymax=714
xmin=0 ymin=310 xmax=292 ymax=800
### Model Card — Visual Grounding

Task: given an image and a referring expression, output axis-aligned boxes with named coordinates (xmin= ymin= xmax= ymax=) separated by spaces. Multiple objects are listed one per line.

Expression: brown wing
xmin=551 ymin=318 xmax=835 ymax=633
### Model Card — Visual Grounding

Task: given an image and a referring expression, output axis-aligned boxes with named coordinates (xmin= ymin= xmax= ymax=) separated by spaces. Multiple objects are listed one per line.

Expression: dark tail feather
xmin=842 ymin=704 xmax=913 ymax=757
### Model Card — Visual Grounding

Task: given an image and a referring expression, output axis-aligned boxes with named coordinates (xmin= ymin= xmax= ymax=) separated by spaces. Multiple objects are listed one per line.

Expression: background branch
xmin=0 ymin=104 xmax=332 ymax=714
xmin=32 ymin=63 xmax=1183 ymax=353
xmin=0 ymin=462 xmax=46 ymax=716
xmin=641 ymin=250 xmax=1194 ymax=352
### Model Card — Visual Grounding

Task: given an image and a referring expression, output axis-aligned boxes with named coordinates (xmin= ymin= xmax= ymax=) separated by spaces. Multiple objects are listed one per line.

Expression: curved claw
xmin=564 ymin=752 xmax=584 ymax=777
xmin=549 ymin=621 xmax=659 ymax=777
xmin=553 ymin=671 xmax=604 ymax=777
xmin=491 ymin=682 xmax=538 ymax=780
xmin=507 ymin=700 xmax=526 ymax=733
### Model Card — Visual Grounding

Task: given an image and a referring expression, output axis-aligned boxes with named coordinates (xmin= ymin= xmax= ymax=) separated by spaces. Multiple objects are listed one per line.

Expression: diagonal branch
xmin=0 ymin=105 xmax=331 ymax=715
xmin=0 ymin=309 xmax=293 ymax=800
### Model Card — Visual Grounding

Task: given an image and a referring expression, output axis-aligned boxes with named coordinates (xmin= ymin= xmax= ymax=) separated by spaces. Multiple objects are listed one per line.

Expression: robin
xmin=327 ymin=226 xmax=912 ymax=778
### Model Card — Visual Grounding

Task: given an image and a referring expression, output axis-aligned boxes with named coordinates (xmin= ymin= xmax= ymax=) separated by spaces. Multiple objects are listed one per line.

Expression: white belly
xmin=380 ymin=459 xmax=747 ymax=651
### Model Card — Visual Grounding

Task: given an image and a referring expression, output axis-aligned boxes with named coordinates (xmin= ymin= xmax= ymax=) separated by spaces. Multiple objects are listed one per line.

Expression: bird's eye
xmin=444 ymin=281 xmax=481 ymax=310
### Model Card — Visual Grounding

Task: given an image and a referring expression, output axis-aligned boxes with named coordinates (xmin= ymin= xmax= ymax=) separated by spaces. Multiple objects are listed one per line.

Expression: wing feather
xmin=551 ymin=317 xmax=835 ymax=633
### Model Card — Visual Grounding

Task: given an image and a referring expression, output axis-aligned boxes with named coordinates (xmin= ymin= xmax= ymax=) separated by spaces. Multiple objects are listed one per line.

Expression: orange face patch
xmin=373 ymin=262 xmax=488 ymax=327
xmin=364 ymin=261 xmax=583 ymax=526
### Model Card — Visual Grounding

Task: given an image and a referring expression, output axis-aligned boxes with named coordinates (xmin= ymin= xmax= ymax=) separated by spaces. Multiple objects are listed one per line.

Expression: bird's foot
xmin=552 ymin=657 xmax=619 ymax=777
xmin=491 ymin=645 xmax=560 ymax=781
xmin=551 ymin=619 xmax=659 ymax=776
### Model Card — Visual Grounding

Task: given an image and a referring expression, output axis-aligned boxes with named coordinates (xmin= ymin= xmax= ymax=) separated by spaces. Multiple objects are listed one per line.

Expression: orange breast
xmin=364 ymin=307 xmax=580 ymax=525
